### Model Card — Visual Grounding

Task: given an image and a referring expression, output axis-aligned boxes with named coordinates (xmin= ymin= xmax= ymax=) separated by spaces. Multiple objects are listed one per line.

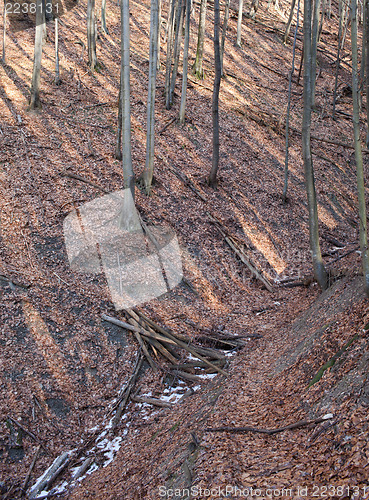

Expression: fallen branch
xmin=111 ymin=350 xmax=144 ymax=428
xmin=28 ymin=451 xmax=73 ymax=499
xmin=158 ymin=116 xmax=177 ymax=134
xmin=131 ymin=395 xmax=174 ymax=408
xmin=205 ymin=414 xmax=334 ymax=435
xmin=168 ymin=166 xmax=207 ymax=202
xmin=225 ymin=236 xmax=273 ymax=292
xmin=60 ymin=170 xmax=109 ymax=194
xmin=22 ymin=445 xmax=41 ymax=493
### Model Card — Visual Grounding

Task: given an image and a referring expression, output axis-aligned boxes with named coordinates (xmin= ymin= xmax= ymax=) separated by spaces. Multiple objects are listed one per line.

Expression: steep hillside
xmin=0 ymin=0 xmax=368 ymax=498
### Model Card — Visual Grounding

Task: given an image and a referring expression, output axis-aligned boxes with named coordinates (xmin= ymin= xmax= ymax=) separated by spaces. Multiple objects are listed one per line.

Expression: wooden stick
xmin=131 ymin=395 xmax=174 ymax=408
xmin=60 ymin=171 xmax=109 ymax=194
xmin=22 ymin=445 xmax=41 ymax=493
xmin=205 ymin=414 xmax=334 ymax=435
xmin=225 ymin=236 xmax=273 ymax=292
xmin=158 ymin=116 xmax=177 ymax=134
xmin=7 ymin=417 xmax=39 ymax=445
xmin=112 ymin=351 xmax=143 ymax=428
xmin=102 ymin=315 xmax=177 ymax=345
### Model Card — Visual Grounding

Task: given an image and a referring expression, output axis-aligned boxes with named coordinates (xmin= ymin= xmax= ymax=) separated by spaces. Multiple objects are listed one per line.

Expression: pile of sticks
xmin=102 ymin=308 xmax=245 ymax=382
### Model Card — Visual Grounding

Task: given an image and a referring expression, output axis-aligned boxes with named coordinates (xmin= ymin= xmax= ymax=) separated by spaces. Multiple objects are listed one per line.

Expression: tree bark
xmin=284 ymin=0 xmax=297 ymax=44
xmin=179 ymin=0 xmax=191 ymax=124
xmin=2 ymin=2 xmax=6 ymax=63
xmin=365 ymin=0 xmax=369 ymax=146
xmin=165 ymin=0 xmax=177 ymax=107
xmin=101 ymin=0 xmax=109 ymax=34
xmin=236 ymin=0 xmax=243 ymax=47
xmin=220 ymin=0 xmax=230 ymax=76
xmin=351 ymin=0 xmax=369 ymax=296
xmin=29 ymin=0 xmax=45 ymax=110
xmin=169 ymin=0 xmax=184 ymax=108
xmin=302 ymin=0 xmax=327 ymax=290
xmin=87 ymin=0 xmax=98 ymax=70
xmin=55 ymin=18 xmax=61 ymax=84
xmin=209 ymin=0 xmax=221 ymax=187
xmin=283 ymin=0 xmax=300 ymax=202
xmin=120 ymin=0 xmax=135 ymax=199
xmin=193 ymin=0 xmax=207 ymax=78
xmin=141 ymin=0 xmax=160 ymax=193
xmin=311 ymin=0 xmax=321 ymax=107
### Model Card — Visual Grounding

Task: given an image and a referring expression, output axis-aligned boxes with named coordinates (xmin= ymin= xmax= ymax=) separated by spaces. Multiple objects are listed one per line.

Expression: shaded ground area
xmin=0 ymin=0 xmax=368 ymax=497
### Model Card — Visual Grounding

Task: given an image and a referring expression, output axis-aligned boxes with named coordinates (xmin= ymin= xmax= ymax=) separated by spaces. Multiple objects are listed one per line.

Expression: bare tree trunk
xmin=236 ymin=0 xmax=243 ymax=47
xmin=311 ymin=0 xmax=321 ymax=107
xmin=192 ymin=0 xmax=207 ymax=78
xmin=365 ymin=0 xmax=369 ymax=146
xmin=121 ymin=0 xmax=135 ymax=199
xmin=165 ymin=0 xmax=177 ymax=107
xmin=169 ymin=0 xmax=184 ymax=108
xmin=141 ymin=0 xmax=160 ymax=192
xmin=333 ymin=0 xmax=344 ymax=117
xmin=248 ymin=0 xmax=259 ymax=19
xmin=115 ymin=76 xmax=123 ymax=160
xmin=29 ymin=0 xmax=45 ymax=110
xmin=157 ymin=0 xmax=162 ymax=70
xmin=317 ymin=0 xmax=326 ymax=41
xmin=2 ymin=2 xmax=6 ymax=63
xmin=55 ymin=18 xmax=61 ymax=84
xmin=302 ymin=0 xmax=328 ymax=290
xmin=179 ymin=0 xmax=191 ymax=124
xmin=283 ymin=0 xmax=300 ymax=202
xmin=87 ymin=0 xmax=98 ymax=70
xmin=101 ymin=0 xmax=109 ymax=34
xmin=209 ymin=0 xmax=221 ymax=187
xmin=284 ymin=0 xmax=297 ymax=44
xmin=351 ymin=0 xmax=369 ymax=296
xmin=220 ymin=0 xmax=230 ymax=76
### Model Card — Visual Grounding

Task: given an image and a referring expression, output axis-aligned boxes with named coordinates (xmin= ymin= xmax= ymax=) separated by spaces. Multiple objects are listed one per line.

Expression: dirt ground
xmin=0 ymin=0 xmax=368 ymax=498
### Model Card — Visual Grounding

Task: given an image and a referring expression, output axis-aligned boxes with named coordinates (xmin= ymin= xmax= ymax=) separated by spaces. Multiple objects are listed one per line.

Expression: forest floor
xmin=0 ymin=0 xmax=369 ymax=498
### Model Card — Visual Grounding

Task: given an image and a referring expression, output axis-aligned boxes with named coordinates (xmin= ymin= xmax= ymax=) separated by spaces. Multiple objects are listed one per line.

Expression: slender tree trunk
xmin=165 ymin=0 xmax=177 ymax=108
xmin=157 ymin=0 xmax=162 ymax=70
xmin=179 ymin=0 xmax=191 ymax=124
xmin=302 ymin=0 xmax=327 ymax=290
xmin=236 ymin=0 xmax=243 ymax=47
xmin=351 ymin=0 xmax=369 ymax=296
xmin=115 ymin=76 xmax=123 ymax=160
xmin=29 ymin=0 xmax=45 ymax=110
xmin=101 ymin=0 xmax=109 ymax=34
xmin=192 ymin=0 xmax=207 ymax=78
xmin=317 ymin=0 xmax=326 ymax=41
xmin=169 ymin=0 xmax=184 ymax=108
xmin=283 ymin=0 xmax=300 ymax=202
xmin=2 ymin=3 xmax=6 ymax=63
xmin=365 ymin=0 xmax=369 ymax=146
xmin=209 ymin=0 xmax=221 ymax=187
xmin=141 ymin=0 xmax=160 ymax=192
xmin=311 ymin=0 xmax=321 ymax=107
xmin=55 ymin=18 xmax=61 ymax=84
xmin=248 ymin=0 xmax=259 ymax=19
xmin=220 ymin=0 xmax=230 ymax=76
xmin=120 ymin=0 xmax=135 ymax=199
xmin=333 ymin=0 xmax=344 ymax=117
xmin=284 ymin=0 xmax=297 ymax=44
xmin=87 ymin=0 xmax=98 ymax=70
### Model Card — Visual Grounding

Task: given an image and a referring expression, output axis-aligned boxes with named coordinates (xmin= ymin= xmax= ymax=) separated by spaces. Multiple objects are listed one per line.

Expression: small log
xmin=28 ymin=451 xmax=72 ymax=499
xmin=72 ymin=457 xmax=94 ymax=481
xmin=225 ymin=236 xmax=273 ymax=292
xmin=112 ymin=351 xmax=144 ymax=428
xmin=131 ymin=395 xmax=174 ymax=408
xmin=205 ymin=414 xmax=334 ymax=435
xmin=158 ymin=116 xmax=177 ymax=134
xmin=22 ymin=445 xmax=41 ymax=493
